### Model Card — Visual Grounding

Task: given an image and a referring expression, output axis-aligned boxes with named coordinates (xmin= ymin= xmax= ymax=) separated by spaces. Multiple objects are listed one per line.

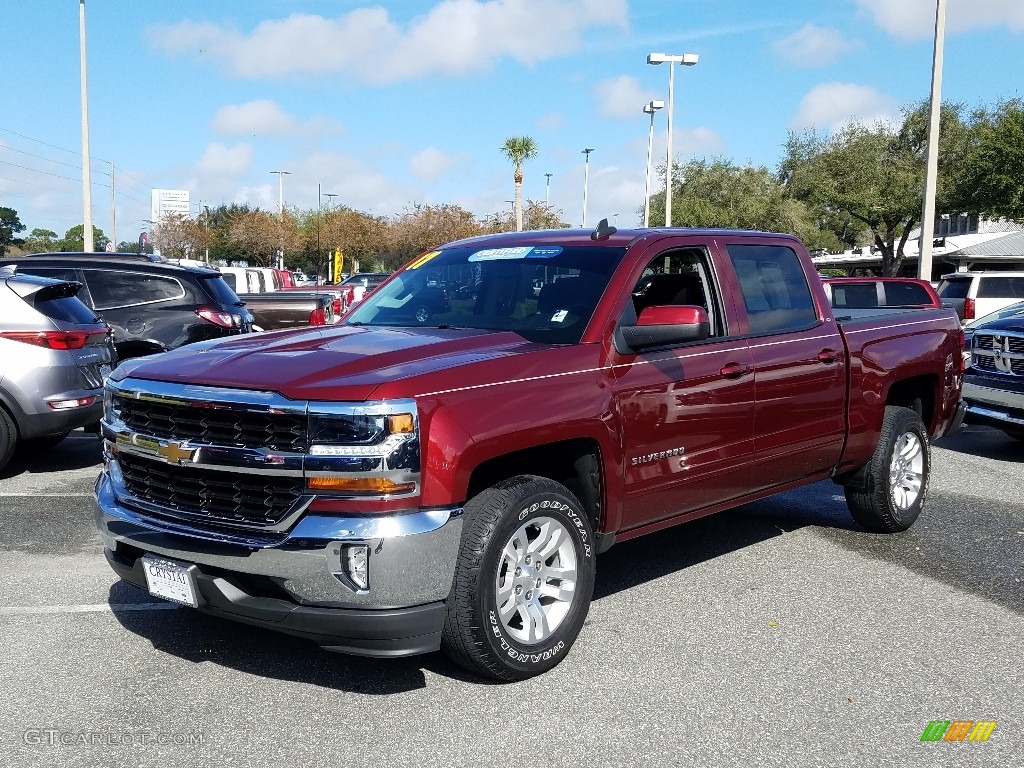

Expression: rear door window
xmin=978 ymin=276 xmax=1024 ymax=299
xmin=84 ymin=269 xmax=185 ymax=309
xmin=726 ymin=244 xmax=818 ymax=334
xmin=195 ymin=273 xmax=242 ymax=305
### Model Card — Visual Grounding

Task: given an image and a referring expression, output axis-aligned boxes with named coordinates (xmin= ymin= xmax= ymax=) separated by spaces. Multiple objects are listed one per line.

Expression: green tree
xmin=0 ymin=207 xmax=26 ymax=257
xmin=781 ymin=102 xmax=972 ymax=275
xmin=117 ymin=239 xmax=154 ymax=254
xmin=387 ymin=204 xmax=483 ymax=269
xmin=22 ymin=227 xmax=58 ymax=254
xmin=58 ymin=224 xmax=109 ymax=252
xmin=960 ymin=98 xmax=1024 ymax=221
xmin=500 ymin=136 xmax=539 ymax=232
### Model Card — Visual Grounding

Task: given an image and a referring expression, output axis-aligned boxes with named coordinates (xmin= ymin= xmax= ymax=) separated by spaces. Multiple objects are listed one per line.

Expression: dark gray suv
xmin=0 ymin=269 xmax=115 ymax=471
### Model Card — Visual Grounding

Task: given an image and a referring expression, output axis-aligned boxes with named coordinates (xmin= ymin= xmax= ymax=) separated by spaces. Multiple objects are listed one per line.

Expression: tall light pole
xmin=79 ymin=0 xmax=93 ymax=251
xmin=647 ymin=52 xmax=698 ymax=227
xmin=323 ymin=192 xmax=337 ymax=210
xmin=544 ymin=173 xmax=553 ymax=206
xmin=918 ymin=0 xmax=947 ymax=282
xmin=642 ymin=100 xmax=665 ymax=228
xmin=269 ymin=170 xmax=291 ymax=269
xmin=581 ymin=148 xmax=595 ymax=228
xmin=269 ymin=170 xmax=291 ymax=215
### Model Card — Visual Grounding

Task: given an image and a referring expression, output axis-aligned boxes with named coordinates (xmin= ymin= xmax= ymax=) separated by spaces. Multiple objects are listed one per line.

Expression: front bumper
xmin=963 ymin=375 xmax=1024 ymax=435
xmin=95 ymin=470 xmax=463 ymax=657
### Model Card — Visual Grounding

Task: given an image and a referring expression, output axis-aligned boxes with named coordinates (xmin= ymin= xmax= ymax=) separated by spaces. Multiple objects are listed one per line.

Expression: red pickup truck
xmin=95 ymin=225 xmax=964 ymax=681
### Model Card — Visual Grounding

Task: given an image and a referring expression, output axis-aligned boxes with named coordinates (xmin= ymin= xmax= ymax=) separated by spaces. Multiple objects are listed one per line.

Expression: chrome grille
xmin=117 ymin=396 xmax=306 ymax=451
xmin=973 ymin=331 xmax=1024 ymax=377
xmin=117 ymin=452 xmax=304 ymax=528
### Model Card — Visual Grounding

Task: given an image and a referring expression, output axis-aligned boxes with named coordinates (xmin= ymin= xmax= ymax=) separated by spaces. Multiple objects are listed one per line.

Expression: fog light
xmin=343 ymin=544 xmax=370 ymax=591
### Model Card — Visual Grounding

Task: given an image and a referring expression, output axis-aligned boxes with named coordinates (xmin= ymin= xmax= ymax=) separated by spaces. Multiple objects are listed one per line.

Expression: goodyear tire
xmin=844 ymin=406 xmax=930 ymax=533
xmin=441 ymin=475 xmax=596 ymax=681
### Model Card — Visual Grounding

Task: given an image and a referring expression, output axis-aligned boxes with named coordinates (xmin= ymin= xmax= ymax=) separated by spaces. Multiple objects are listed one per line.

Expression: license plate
xmin=141 ymin=556 xmax=198 ymax=608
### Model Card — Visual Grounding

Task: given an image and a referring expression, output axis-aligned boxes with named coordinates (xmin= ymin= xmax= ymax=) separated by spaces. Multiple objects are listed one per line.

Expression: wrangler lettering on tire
xmin=441 ymin=475 xmax=596 ymax=681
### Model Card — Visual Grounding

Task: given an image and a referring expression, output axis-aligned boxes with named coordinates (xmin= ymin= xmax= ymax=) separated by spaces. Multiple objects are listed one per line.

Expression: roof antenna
xmin=590 ymin=218 xmax=617 ymax=241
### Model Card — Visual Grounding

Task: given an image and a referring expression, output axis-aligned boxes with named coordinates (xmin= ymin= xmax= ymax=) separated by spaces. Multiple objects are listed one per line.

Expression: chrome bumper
xmin=94 ymin=469 xmax=463 ymax=610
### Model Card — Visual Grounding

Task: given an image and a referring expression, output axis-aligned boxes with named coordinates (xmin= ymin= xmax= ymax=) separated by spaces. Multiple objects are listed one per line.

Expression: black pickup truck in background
xmin=240 ymin=291 xmax=335 ymax=331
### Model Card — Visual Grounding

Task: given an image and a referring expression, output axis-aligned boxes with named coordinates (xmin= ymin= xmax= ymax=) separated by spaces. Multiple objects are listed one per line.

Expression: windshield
xmin=969 ymin=300 xmax=1024 ymax=327
xmin=343 ymin=244 xmax=626 ymax=344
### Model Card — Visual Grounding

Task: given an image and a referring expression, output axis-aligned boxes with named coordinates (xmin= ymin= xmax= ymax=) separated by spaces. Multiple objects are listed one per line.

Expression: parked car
xmin=962 ymin=299 xmax=1024 ymax=441
xmin=336 ymin=272 xmax=390 ymax=309
xmin=936 ymin=271 xmax=1024 ymax=322
xmin=0 ymin=269 xmax=115 ymax=471
xmin=0 ymin=253 xmax=254 ymax=362
xmin=822 ymin=277 xmax=942 ymax=310
xmin=241 ymin=292 xmax=336 ymax=331
xmin=217 ymin=266 xmax=263 ymax=294
xmin=275 ymin=284 xmax=348 ymax=319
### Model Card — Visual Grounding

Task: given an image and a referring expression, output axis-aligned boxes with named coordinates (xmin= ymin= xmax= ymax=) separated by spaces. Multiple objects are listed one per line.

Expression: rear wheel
xmin=845 ymin=406 xmax=930 ymax=532
xmin=0 ymin=409 xmax=17 ymax=473
xmin=441 ymin=475 xmax=596 ymax=681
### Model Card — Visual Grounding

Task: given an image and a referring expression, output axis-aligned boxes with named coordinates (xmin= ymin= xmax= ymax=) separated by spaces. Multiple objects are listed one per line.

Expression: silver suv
xmin=0 ymin=269 xmax=115 ymax=471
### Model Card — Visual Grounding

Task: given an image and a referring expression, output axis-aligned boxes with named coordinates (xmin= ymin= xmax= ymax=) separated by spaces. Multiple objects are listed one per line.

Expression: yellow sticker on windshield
xmin=407 ymin=250 xmax=440 ymax=270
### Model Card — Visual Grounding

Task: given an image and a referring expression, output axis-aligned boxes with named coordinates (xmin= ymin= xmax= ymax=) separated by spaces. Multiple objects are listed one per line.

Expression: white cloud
xmin=773 ymin=24 xmax=858 ymax=68
xmin=211 ymin=100 xmax=343 ymax=138
xmin=536 ymin=113 xmax=565 ymax=132
xmin=196 ymin=142 xmax=254 ymax=177
xmin=410 ymin=148 xmax=455 ymax=181
xmin=790 ymin=83 xmax=899 ymax=132
xmin=856 ymin=0 xmax=1024 ymax=40
xmin=594 ymin=75 xmax=661 ymax=119
xmin=148 ymin=0 xmax=629 ymax=84
xmin=212 ymin=101 xmax=298 ymax=136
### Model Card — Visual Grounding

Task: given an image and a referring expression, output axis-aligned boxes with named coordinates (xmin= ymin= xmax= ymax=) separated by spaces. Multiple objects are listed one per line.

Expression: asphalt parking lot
xmin=0 ymin=426 xmax=1020 ymax=767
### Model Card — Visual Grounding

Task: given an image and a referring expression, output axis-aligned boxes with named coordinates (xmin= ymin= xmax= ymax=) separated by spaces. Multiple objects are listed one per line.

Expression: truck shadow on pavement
xmin=0 ymin=430 xmax=102 ymax=480
xmin=105 ymin=580 xmax=493 ymax=692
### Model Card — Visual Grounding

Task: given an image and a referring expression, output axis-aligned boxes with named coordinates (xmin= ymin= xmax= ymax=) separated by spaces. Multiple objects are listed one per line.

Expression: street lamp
xmin=269 ymin=170 xmax=291 ymax=215
xmin=581 ymin=148 xmax=595 ymax=228
xmin=642 ymin=100 xmax=665 ymax=228
xmin=269 ymin=170 xmax=291 ymax=269
xmin=647 ymin=52 xmax=698 ymax=227
xmin=322 ymin=192 xmax=338 ymax=210
xmin=544 ymin=172 xmax=553 ymax=206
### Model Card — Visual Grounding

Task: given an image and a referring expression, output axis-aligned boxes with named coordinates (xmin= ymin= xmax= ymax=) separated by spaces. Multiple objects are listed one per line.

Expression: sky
xmin=2 ymin=0 xmax=1023 ymax=245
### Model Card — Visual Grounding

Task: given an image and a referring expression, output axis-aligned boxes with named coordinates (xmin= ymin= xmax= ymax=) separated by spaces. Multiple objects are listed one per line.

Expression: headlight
xmin=103 ymin=386 xmax=121 ymax=423
xmin=305 ymin=399 xmax=420 ymax=498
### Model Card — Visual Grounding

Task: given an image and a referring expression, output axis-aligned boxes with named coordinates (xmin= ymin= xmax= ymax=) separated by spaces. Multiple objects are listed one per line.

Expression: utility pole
xmin=110 ymin=160 xmax=115 ymax=248
xmin=918 ymin=0 xmax=947 ymax=282
xmin=79 ymin=0 xmax=93 ymax=251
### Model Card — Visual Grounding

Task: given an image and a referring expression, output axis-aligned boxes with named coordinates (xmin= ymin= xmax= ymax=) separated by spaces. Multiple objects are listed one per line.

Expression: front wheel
xmin=844 ymin=406 xmax=930 ymax=532
xmin=442 ymin=475 xmax=596 ymax=681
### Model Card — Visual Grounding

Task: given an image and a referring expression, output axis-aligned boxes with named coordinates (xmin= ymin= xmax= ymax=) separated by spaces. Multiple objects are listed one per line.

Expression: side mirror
xmin=618 ymin=305 xmax=710 ymax=352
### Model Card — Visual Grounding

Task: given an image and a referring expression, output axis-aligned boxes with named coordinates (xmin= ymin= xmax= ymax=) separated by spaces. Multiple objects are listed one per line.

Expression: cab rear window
xmin=937 ymin=279 xmax=970 ymax=299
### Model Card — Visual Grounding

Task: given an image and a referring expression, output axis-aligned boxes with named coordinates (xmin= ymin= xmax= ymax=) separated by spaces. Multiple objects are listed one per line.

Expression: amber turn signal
xmin=307 ymin=476 xmax=416 ymax=494
xmin=387 ymin=413 xmax=415 ymax=434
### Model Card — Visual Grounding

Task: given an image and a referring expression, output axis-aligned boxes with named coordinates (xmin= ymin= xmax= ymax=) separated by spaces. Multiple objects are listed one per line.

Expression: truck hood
xmin=115 ymin=325 xmax=547 ymax=401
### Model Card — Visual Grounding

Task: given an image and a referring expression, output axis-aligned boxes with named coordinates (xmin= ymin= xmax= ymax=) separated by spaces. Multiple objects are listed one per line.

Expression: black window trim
xmin=81 ymin=267 xmax=187 ymax=310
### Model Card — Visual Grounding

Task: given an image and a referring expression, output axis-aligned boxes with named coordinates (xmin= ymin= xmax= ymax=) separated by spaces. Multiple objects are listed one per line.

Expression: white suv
xmin=936 ymin=271 xmax=1024 ymax=324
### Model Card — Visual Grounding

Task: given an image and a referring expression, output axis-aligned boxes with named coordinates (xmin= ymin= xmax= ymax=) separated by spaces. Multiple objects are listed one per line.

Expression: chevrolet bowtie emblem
xmin=156 ymin=441 xmax=196 ymax=465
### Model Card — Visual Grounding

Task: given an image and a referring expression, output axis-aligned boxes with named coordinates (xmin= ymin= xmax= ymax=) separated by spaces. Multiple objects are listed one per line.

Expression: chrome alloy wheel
xmin=494 ymin=516 xmax=578 ymax=645
xmin=888 ymin=431 xmax=924 ymax=510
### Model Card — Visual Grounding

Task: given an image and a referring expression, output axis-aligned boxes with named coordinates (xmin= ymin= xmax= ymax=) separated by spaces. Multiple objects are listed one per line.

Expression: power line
xmin=0 ymin=159 xmax=82 ymax=184
xmin=0 ymin=143 xmax=82 ymax=172
xmin=0 ymin=125 xmax=107 ymax=164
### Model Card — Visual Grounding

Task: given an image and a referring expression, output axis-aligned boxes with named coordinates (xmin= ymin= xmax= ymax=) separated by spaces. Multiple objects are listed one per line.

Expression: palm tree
xmin=500 ymin=136 xmax=539 ymax=231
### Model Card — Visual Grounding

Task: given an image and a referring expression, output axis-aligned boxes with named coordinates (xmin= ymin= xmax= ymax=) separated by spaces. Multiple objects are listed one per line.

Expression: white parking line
xmin=0 ymin=493 xmax=93 ymax=497
xmin=0 ymin=603 xmax=180 ymax=615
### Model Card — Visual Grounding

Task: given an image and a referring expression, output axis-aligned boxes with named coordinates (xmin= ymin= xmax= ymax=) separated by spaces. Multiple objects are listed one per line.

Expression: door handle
xmin=817 ymin=349 xmax=842 ymax=364
xmin=720 ymin=362 xmax=752 ymax=379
